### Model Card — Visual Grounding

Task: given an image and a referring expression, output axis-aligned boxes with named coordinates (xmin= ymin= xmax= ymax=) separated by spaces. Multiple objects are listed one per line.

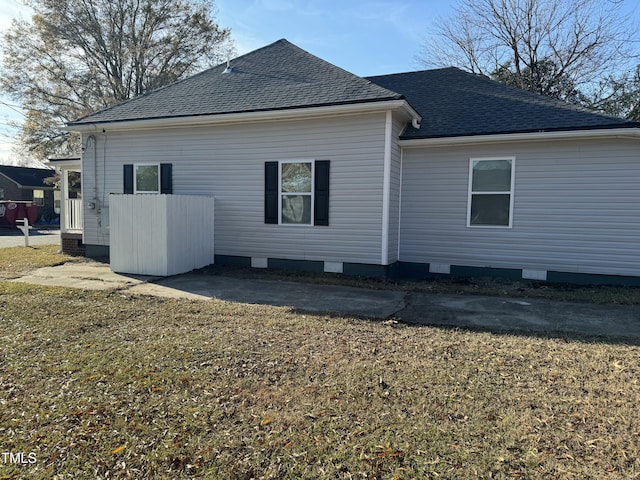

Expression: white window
xmin=0 ymin=188 xmax=4 ymax=200
xmin=134 ymin=164 xmax=160 ymax=194
xmin=280 ymin=161 xmax=314 ymax=225
xmin=467 ymin=157 xmax=515 ymax=228
xmin=54 ymin=190 xmax=61 ymax=214
xmin=33 ymin=189 xmax=45 ymax=206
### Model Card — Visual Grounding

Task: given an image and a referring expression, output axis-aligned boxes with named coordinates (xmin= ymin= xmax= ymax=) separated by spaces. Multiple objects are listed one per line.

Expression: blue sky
xmin=215 ymin=0 xmax=451 ymax=77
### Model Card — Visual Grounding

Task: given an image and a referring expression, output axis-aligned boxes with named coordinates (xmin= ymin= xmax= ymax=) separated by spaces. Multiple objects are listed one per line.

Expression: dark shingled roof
xmin=68 ymin=39 xmax=402 ymax=126
xmin=0 ymin=165 xmax=55 ymax=189
xmin=366 ymin=68 xmax=640 ymax=139
xmin=68 ymin=40 xmax=640 ymax=138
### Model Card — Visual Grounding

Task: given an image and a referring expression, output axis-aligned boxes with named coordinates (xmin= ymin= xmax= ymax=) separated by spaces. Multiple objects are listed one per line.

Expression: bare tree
xmin=0 ymin=0 xmax=234 ymax=160
xmin=592 ymin=65 xmax=640 ymax=121
xmin=418 ymin=0 xmax=637 ymax=103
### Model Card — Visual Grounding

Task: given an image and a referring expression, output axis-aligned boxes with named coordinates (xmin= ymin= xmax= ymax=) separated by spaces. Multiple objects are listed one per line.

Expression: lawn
xmin=1 ymin=247 xmax=640 ymax=478
xmin=0 ymin=245 xmax=76 ymax=281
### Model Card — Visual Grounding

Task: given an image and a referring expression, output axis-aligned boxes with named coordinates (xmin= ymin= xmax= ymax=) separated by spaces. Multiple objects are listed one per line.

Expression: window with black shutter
xmin=123 ymin=163 xmax=172 ymax=194
xmin=264 ymin=160 xmax=329 ymax=226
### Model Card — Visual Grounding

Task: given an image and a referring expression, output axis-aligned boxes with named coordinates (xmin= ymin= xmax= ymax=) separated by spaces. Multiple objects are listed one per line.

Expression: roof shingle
xmin=68 ymin=40 xmax=640 ymax=139
xmin=367 ymin=67 xmax=639 ymax=139
xmin=0 ymin=165 xmax=55 ymax=189
xmin=69 ymin=39 xmax=402 ymax=126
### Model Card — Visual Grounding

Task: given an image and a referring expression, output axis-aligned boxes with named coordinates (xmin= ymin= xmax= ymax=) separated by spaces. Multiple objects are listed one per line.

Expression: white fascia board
xmin=65 ymin=100 xmax=421 ymax=133
xmin=399 ymin=128 xmax=640 ymax=148
xmin=48 ymin=158 xmax=81 ymax=169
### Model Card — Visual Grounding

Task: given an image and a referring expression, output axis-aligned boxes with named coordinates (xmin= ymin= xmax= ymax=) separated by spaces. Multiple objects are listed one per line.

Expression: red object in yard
xmin=0 ymin=201 xmax=38 ymax=228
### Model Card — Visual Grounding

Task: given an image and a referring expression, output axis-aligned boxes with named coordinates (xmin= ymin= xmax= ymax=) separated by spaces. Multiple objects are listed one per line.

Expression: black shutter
xmin=123 ymin=164 xmax=133 ymax=194
xmin=314 ymin=160 xmax=330 ymax=226
xmin=160 ymin=163 xmax=172 ymax=194
xmin=264 ymin=161 xmax=278 ymax=224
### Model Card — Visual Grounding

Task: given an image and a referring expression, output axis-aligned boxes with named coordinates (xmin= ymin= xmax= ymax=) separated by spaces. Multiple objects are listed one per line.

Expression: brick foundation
xmin=61 ymin=232 xmax=85 ymax=256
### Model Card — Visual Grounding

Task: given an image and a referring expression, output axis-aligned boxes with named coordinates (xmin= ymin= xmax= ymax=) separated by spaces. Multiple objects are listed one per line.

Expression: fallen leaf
xmin=112 ymin=445 xmax=125 ymax=454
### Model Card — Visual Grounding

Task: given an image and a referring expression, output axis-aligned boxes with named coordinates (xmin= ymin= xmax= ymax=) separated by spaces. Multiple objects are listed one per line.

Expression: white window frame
xmin=33 ymin=189 xmax=45 ymax=206
xmin=467 ymin=157 xmax=515 ymax=229
xmin=134 ymin=163 xmax=160 ymax=194
xmin=278 ymin=159 xmax=315 ymax=226
xmin=53 ymin=190 xmax=61 ymax=214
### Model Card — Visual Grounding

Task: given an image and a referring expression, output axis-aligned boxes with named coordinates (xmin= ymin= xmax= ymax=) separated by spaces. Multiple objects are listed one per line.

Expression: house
xmin=65 ymin=39 xmax=640 ymax=284
xmin=0 ymin=165 xmax=57 ymax=227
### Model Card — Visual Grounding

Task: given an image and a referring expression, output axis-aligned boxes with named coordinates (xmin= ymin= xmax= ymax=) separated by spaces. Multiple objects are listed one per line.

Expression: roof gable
xmin=69 ymin=39 xmax=402 ymax=126
xmin=0 ymin=165 xmax=55 ymax=188
xmin=367 ymin=68 xmax=639 ymax=139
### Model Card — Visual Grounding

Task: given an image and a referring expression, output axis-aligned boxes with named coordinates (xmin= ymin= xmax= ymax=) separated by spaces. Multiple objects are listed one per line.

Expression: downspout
xmin=84 ymin=134 xmax=101 ymax=227
xmin=93 ymin=134 xmax=98 ymax=217
xmin=381 ymin=110 xmax=393 ymax=265
xmin=86 ymin=134 xmax=97 ymax=210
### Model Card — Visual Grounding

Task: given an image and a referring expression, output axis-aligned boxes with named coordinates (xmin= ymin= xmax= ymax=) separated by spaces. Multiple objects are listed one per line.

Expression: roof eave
xmin=0 ymin=174 xmax=54 ymax=189
xmin=48 ymin=158 xmax=81 ymax=169
xmin=399 ymin=127 xmax=640 ymax=148
xmin=18 ymin=185 xmax=55 ymax=190
xmin=0 ymin=172 xmax=20 ymax=187
xmin=64 ymin=100 xmax=421 ymax=133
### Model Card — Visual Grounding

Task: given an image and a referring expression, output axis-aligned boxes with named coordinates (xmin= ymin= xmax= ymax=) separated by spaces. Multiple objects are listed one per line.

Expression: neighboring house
xmin=65 ymin=39 xmax=640 ymax=284
xmin=0 ymin=165 xmax=58 ymax=226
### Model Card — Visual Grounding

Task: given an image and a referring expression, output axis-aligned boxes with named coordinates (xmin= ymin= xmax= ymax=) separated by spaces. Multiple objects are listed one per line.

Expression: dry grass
xmin=1 ymin=281 xmax=640 ymax=479
xmin=2 ymin=248 xmax=640 ymax=478
xmin=0 ymin=245 xmax=76 ymax=280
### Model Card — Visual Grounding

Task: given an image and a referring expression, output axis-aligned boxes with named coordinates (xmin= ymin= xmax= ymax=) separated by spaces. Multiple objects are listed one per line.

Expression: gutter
xmin=65 ymin=100 xmax=422 ymax=133
xmin=399 ymin=127 xmax=640 ymax=148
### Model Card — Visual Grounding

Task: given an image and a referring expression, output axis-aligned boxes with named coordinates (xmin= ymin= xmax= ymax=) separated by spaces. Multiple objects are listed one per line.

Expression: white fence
xmin=109 ymin=194 xmax=215 ymax=276
xmin=64 ymin=199 xmax=83 ymax=232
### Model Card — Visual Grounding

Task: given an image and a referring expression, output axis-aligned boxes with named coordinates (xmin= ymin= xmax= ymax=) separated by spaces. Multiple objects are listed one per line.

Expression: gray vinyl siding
xmin=82 ymin=113 xmax=388 ymax=264
xmin=386 ymin=115 xmax=405 ymax=264
xmin=81 ymin=136 xmax=109 ymax=247
xmin=400 ymin=138 xmax=640 ymax=277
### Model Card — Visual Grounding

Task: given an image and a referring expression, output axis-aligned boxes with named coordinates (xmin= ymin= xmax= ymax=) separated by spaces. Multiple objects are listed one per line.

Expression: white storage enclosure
xmin=109 ymin=194 xmax=215 ymax=276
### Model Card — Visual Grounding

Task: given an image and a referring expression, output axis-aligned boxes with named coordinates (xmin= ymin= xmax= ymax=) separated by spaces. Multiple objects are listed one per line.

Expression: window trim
xmin=467 ymin=156 xmax=515 ymax=229
xmin=33 ymin=189 xmax=45 ymax=206
xmin=278 ymin=159 xmax=315 ymax=226
xmin=54 ymin=190 xmax=61 ymax=214
xmin=133 ymin=163 xmax=160 ymax=194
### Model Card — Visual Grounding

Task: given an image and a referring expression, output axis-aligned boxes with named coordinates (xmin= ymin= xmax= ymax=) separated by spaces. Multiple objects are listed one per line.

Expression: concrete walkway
xmin=395 ymin=292 xmax=640 ymax=342
xmin=12 ymin=262 xmax=405 ymax=319
xmin=10 ymin=260 xmax=640 ymax=342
